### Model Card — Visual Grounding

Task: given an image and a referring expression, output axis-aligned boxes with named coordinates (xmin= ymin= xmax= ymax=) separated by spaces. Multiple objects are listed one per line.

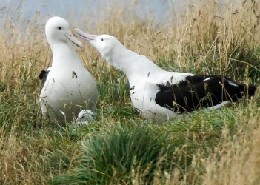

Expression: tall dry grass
xmin=0 ymin=0 xmax=259 ymax=184
xmin=200 ymin=116 xmax=260 ymax=185
xmin=162 ymin=111 xmax=260 ymax=185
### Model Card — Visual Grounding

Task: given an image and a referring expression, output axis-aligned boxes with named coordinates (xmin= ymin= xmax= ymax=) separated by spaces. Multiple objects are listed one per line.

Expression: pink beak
xmin=74 ymin=28 xmax=97 ymax=41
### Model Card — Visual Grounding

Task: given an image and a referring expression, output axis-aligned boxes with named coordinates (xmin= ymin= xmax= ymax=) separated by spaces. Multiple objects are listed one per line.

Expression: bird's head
xmin=74 ymin=28 xmax=122 ymax=59
xmin=45 ymin=16 xmax=82 ymax=49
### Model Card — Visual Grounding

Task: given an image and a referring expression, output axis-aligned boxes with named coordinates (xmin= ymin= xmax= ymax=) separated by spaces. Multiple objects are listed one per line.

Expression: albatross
xmin=39 ymin=17 xmax=98 ymax=124
xmin=74 ymin=28 xmax=257 ymax=122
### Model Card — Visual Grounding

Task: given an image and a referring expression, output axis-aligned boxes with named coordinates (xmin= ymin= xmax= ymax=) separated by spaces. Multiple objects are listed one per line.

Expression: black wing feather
xmin=39 ymin=69 xmax=50 ymax=87
xmin=155 ymin=75 xmax=256 ymax=112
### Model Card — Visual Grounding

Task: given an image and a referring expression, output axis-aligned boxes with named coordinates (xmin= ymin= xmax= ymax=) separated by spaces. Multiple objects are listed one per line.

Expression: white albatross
xmin=39 ymin=17 xmax=98 ymax=124
xmin=74 ymin=28 xmax=257 ymax=122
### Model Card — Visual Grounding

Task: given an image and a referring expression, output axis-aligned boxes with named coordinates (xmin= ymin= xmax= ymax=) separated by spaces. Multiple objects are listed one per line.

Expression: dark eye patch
xmin=101 ymin=38 xmax=104 ymax=41
xmin=57 ymin=26 xmax=62 ymax=30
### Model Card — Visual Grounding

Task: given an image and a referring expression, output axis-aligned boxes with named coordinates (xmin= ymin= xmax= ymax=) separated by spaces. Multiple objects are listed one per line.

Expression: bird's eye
xmin=57 ymin=27 xmax=62 ymax=30
xmin=101 ymin=38 xmax=104 ymax=41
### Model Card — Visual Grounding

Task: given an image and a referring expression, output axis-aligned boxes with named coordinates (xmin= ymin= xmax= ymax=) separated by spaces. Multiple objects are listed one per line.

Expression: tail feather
xmin=243 ymin=84 xmax=257 ymax=97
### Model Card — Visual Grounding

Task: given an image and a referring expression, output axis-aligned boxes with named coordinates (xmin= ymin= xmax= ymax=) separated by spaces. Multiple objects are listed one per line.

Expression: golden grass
xmin=200 ymin=116 xmax=260 ymax=185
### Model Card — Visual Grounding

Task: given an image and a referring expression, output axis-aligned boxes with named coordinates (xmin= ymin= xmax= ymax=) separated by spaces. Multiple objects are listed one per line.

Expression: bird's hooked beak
xmin=65 ymin=30 xmax=83 ymax=49
xmin=73 ymin=28 xmax=97 ymax=41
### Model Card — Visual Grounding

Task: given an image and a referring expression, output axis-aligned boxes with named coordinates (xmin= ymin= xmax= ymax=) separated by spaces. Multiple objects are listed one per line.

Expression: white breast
xmin=40 ymin=67 xmax=98 ymax=123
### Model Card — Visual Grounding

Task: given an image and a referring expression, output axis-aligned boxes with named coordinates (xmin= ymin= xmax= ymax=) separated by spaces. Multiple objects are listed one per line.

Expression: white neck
xmin=103 ymin=45 xmax=163 ymax=78
xmin=50 ymin=42 xmax=82 ymax=69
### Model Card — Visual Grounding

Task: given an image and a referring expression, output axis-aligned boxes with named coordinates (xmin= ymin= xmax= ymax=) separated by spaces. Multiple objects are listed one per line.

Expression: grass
xmin=53 ymin=106 xmax=255 ymax=184
xmin=0 ymin=0 xmax=259 ymax=184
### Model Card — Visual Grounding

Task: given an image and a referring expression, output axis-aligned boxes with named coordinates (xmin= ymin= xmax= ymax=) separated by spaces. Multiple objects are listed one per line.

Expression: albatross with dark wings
xmin=74 ymin=28 xmax=256 ymax=122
